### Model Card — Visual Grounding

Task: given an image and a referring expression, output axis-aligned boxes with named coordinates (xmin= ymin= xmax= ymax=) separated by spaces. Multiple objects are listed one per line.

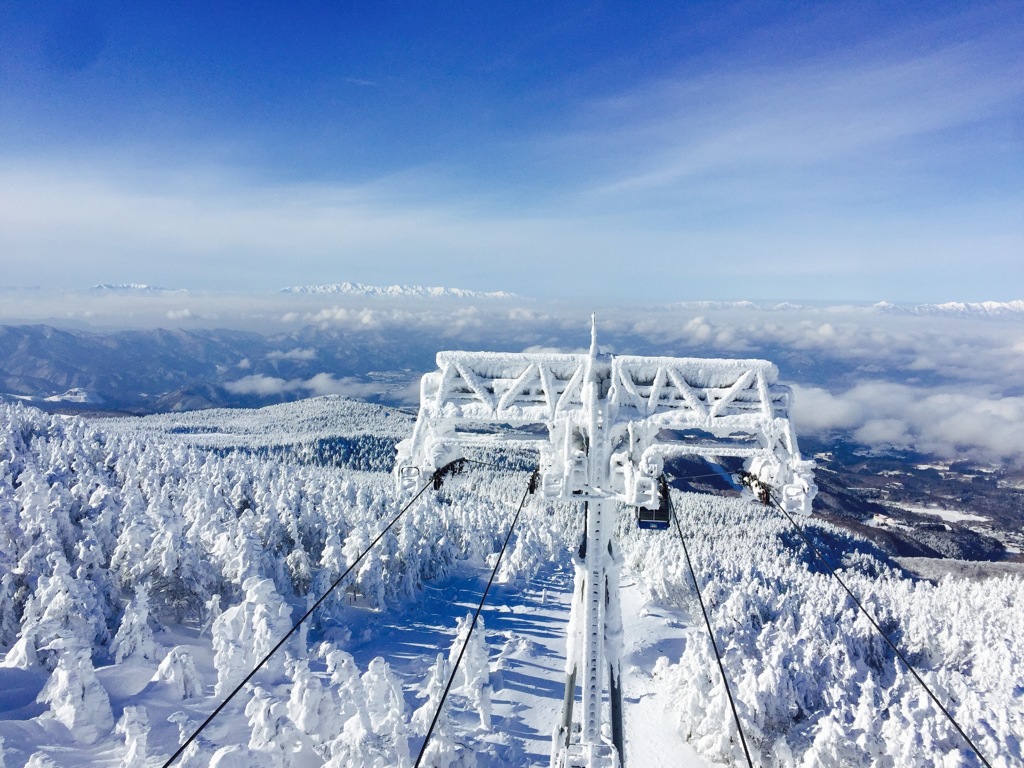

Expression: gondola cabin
xmin=636 ymin=477 xmax=672 ymax=530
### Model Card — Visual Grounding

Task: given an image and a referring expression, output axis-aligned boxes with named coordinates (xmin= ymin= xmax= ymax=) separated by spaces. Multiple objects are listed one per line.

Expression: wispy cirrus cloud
xmin=571 ymin=25 xmax=1024 ymax=199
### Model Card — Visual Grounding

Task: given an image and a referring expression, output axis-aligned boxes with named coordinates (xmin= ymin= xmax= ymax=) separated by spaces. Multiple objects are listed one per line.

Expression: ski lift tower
xmin=395 ymin=319 xmax=816 ymax=768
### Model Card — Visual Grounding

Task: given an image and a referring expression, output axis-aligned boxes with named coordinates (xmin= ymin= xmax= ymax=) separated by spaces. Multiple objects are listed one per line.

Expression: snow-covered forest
xmin=1 ymin=398 xmax=1022 ymax=767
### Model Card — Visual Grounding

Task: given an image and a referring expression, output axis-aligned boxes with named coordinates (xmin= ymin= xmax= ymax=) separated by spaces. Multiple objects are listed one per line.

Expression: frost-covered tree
xmin=0 ymin=573 xmax=21 ymax=647
xmin=212 ymin=576 xmax=292 ymax=696
xmin=412 ymin=653 xmax=474 ymax=768
xmin=448 ymin=613 xmax=492 ymax=729
xmin=37 ymin=643 xmax=114 ymax=744
xmin=19 ymin=552 xmax=100 ymax=669
xmin=325 ymin=655 xmax=409 ymax=767
xmin=115 ymin=706 xmax=149 ymax=768
xmin=361 ymin=656 xmax=411 ymax=766
xmin=246 ymin=685 xmax=304 ymax=767
xmin=319 ymin=646 xmax=369 ymax=749
xmin=412 ymin=653 xmax=449 ymax=736
xmin=201 ymin=593 xmax=222 ymax=637
xmin=111 ymin=583 xmax=158 ymax=664
xmin=153 ymin=646 xmax=204 ymax=699
xmin=282 ymin=656 xmax=322 ymax=742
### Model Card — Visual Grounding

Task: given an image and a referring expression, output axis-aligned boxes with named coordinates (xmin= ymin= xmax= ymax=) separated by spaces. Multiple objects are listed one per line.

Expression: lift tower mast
xmin=395 ymin=321 xmax=816 ymax=767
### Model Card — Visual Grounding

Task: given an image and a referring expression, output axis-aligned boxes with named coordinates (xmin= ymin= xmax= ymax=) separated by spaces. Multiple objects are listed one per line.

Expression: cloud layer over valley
xmin=2 ymin=289 xmax=1022 ymax=465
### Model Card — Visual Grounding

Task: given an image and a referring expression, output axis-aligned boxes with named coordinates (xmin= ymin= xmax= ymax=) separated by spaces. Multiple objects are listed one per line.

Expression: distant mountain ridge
xmin=280 ymin=282 xmax=516 ymax=298
xmin=873 ymin=300 xmax=1024 ymax=317
xmin=90 ymin=283 xmax=186 ymax=292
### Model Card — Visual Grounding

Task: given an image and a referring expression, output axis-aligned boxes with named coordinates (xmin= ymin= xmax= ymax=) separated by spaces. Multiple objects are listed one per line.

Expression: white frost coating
xmin=209 ymin=744 xmax=270 ymax=768
xmin=37 ymin=644 xmax=114 ymax=744
xmin=448 ymin=613 xmax=493 ymax=729
xmin=396 ymin=334 xmax=817 ymax=767
xmin=564 ymin=558 xmax=585 ymax=676
xmin=112 ymin=584 xmax=158 ymax=664
xmin=604 ymin=543 xmax=624 ymax=674
xmin=285 ymin=657 xmax=317 ymax=731
xmin=411 ymin=653 xmax=449 ymax=736
xmin=1 ymin=633 xmax=39 ymax=669
xmin=211 ymin=577 xmax=292 ymax=696
xmin=246 ymin=686 xmax=304 ymax=767
xmin=115 ymin=706 xmax=149 ymax=768
xmin=396 ymin=347 xmax=815 ymax=515
xmin=152 ymin=646 xmax=204 ymax=699
xmin=358 ymin=657 xmax=411 ymax=767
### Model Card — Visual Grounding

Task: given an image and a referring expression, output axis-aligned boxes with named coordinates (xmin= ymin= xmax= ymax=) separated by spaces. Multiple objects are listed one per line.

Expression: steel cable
xmin=764 ymin=488 xmax=994 ymax=768
xmin=666 ymin=487 xmax=756 ymax=768
xmin=162 ymin=461 xmax=459 ymax=768
xmin=414 ymin=470 xmax=538 ymax=767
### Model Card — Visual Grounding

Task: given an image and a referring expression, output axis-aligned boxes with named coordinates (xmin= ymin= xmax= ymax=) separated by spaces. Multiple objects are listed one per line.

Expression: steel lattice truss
xmin=396 ymin=349 xmax=816 ymax=515
xmin=395 ymin=331 xmax=816 ymax=768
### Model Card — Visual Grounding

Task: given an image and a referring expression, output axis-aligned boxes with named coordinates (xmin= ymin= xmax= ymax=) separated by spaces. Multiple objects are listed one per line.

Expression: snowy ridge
xmin=873 ymin=300 xmax=1024 ymax=317
xmin=89 ymin=284 xmax=186 ymax=293
xmin=670 ymin=300 xmax=760 ymax=310
xmin=43 ymin=388 xmax=98 ymax=405
xmin=280 ymin=282 xmax=517 ymax=299
xmin=104 ymin=395 xmax=412 ymax=447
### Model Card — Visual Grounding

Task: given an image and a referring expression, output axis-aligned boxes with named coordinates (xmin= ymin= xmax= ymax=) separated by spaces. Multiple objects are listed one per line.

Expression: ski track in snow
xmin=348 ymin=560 xmax=576 ymax=766
xmin=619 ymin=576 xmax=713 ymax=768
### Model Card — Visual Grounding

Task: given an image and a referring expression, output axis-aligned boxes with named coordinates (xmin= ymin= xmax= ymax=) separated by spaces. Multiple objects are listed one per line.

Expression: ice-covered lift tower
xmin=395 ymin=320 xmax=816 ymax=768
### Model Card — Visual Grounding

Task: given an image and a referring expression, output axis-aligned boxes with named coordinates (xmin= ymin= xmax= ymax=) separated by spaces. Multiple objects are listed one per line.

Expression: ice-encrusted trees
xmin=623 ymin=490 xmax=1024 ymax=766
xmin=246 ymin=686 xmax=307 ymax=767
xmin=18 ymin=553 xmax=102 ymax=670
xmin=212 ymin=577 xmax=292 ymax=696
xmin=153 ymin=646 xmax=204 ymax=699
xmin=323 ymin=655 xmax=410 ymax=768
xmin=111 ymin=583 xmax=158 ymax=664
xmin=38 ymin=643 xmax=114 ymax=744
xmin=3 ymin=398 xmax=1023 ymax=766
xmin=448 ymin=613 xmax=492 ymax=729
xmin=116 ymin=706 xmax=149 ymax=768
xmin=412 ymin=653 xmax=470 ymax=768
xmin=286 ymin=656 xmax=325 ymax=737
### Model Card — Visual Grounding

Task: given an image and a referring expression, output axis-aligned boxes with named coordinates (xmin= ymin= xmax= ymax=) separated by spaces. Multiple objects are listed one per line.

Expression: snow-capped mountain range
xmin=90 ymin=284 xmax=186 ymax=293
xmin=873 ymin=299 xmax=1024 ymax=317
xmin=280 ymin=282 xmax=517 ymax=299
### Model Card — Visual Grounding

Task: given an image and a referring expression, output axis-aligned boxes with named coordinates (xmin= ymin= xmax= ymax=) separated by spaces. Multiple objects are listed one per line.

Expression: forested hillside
xmin=0 ymin=400 xmax=1021 ymax=767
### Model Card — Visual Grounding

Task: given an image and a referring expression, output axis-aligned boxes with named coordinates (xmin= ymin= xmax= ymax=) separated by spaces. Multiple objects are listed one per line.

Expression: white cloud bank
xmin=224 ymin=373 xmax=379 ymax=400
xmin=792 ymin=383 xmax=1024 ymax=465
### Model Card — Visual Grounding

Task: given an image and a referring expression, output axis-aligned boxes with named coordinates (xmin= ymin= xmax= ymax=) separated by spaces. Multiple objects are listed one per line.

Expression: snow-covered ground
xmin=1 ymin=399 xmax=1022 ymax=767
xmin=893 ymin=504 xmax=989 ymax=524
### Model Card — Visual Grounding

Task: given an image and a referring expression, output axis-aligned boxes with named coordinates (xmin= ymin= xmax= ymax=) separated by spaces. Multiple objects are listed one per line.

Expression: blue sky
xmin=1 ymin=1 xmax=1021 ymax=301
